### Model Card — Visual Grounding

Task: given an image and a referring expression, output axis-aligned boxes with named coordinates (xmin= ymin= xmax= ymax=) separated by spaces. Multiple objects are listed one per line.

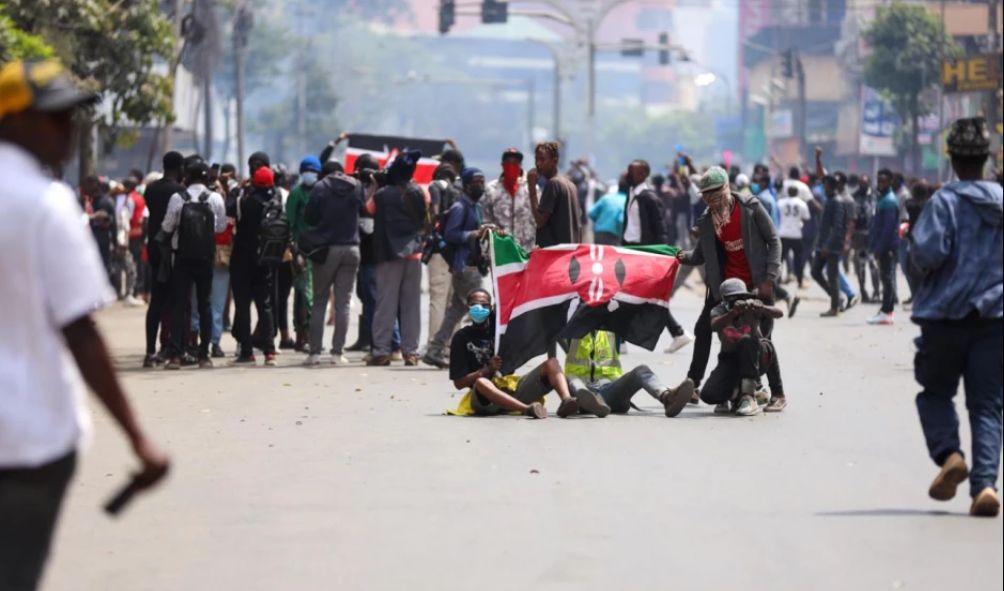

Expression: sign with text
xmin=859 ymin=87 xmax=899 ymax=157
xmin=942 ymin=54 xmax=1002 ymax=93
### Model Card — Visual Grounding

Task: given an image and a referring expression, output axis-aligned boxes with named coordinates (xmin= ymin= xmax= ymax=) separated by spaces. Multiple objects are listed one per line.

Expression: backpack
xmin=176 ymin=190 xmax=216 ymax=262
xmin=257 ymin=190 xmax=290 ymax=265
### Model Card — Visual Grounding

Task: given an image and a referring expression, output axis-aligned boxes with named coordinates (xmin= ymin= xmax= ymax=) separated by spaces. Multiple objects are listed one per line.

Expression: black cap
xmin=946 ymin=117 xmax=991 ymax=157
xmin=501 ymin=147 xmax=523 ymax=163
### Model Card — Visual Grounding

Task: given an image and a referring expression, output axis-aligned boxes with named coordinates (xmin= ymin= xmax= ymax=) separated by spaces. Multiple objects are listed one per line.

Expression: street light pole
xmin=233 ymin=1 xmax=251 ymax=173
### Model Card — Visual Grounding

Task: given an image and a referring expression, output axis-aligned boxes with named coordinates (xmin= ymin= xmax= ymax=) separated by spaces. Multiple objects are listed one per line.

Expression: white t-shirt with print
xmin=0 ymin=142 xmax=114 ymax=468
xmin=777 ymin=196 xmax=811 ymax=239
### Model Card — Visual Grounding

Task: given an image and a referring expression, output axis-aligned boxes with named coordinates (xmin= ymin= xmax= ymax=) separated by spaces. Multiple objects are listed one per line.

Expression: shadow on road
xmin=816 ymin=508 xmax=969 ymax=518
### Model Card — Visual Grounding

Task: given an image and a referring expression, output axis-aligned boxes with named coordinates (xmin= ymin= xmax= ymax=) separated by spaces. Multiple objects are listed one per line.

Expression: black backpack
xmin=257 ymin=190 xmax=290 ymax=265
xmin=176 ymin=190 xmax=215 ymax=262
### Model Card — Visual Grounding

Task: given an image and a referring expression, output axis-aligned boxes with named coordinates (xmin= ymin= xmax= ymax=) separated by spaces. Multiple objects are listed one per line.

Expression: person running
xmin=228 ymin=153 xmax=280 ymax=365
xmin=302 ymin=164 xmax=364 ymax=366
xmin=564 ymin=330 xmax=695 ymax=417
xmin=700 ymin=279 xmax=785 ymax=416
xmin=811 ymin=175 xmax=852 ymax=317
xmin=449 ymin=289 xmax=587 ymax=419
xmin=908 ymin=117 xmax=1002 ymax=517
xmin=868 ymin=168 xmax=900 ymax=325
xmin=0 ymin=57 xmax=169 ymax=591
xmin=159 ymin=160 xmax=228 ymax=369
xmin=483 ymin=148 xmax=536 ymax=252
xmin=423 ymin=167 xmax=492 ymax=368
xmin=676 ymin=166 xmax=785 ymax=411
xmin=528 ymin=141 xmax=581 ymax=248
xmin=143 ymin=151 xmax=186 ymax=367
xmin=622 ymin=159 xmax=693 ymax=353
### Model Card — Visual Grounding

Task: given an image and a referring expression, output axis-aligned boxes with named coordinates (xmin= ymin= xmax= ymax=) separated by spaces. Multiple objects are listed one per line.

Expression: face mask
xmin=502 ymin=163 xmax=521 ymax=181
xmin=750 ymin=183 xmax=761 ymax=194
xmin=300 ymin=171 xmax=318 ymax=187
xmin=467 ymin=186 xmax=485 ymax=200
xmin=468 ymin=304 xmax=491 ymax=324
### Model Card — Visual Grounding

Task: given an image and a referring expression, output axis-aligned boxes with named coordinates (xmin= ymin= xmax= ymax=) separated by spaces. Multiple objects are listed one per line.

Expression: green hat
xmin=698 ymin=166 xmax=729 ymax=193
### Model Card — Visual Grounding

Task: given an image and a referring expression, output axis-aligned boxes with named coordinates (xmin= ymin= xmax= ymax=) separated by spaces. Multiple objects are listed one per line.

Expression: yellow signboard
xmin=942 ymin=54 xmax=1002 ymax=93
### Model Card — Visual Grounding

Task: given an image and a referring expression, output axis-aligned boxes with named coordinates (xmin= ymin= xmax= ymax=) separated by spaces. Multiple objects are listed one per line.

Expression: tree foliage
xmin=0 ymin=9 xmax=54 ymax=62
xmin=3 ymin=0 xmax=175 ymax=148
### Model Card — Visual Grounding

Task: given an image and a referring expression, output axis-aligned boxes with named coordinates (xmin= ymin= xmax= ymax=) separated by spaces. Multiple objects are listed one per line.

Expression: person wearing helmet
xmin=703 ymin=278 xmax=785 ymax=416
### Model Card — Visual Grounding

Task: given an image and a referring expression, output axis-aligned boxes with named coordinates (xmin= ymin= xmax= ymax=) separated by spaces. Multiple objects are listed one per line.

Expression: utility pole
xmin=796 ymin=52 xmax=806 ymax=166
xmin=234 ymin=1 xmax=252 ymax=173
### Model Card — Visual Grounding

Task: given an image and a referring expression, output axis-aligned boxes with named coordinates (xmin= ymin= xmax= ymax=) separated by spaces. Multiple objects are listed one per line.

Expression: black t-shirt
xmin=535 ymin=174 xmax=581 ymax=248
xmin=144 ymin=177 xmax=185 ymax=240
xmin=449 ymin=323 xmax=494 ymax=381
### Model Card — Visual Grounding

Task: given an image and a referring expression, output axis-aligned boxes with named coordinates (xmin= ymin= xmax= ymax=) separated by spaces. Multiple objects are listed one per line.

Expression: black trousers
xmin=0 ymin=452 xmax=76 ymax=591
xmin=700 ymin=336 xmax=781 ymax=404
xmin=877 ymin=250 xmax=897 ymax=314
xmin=231 ymin=250 xmax=276 ymax=356
xmin=780 ymin=237 xmax=805 ymax=284
xmin=273 ymin=261 xmax=294 ymax=335
xmin=170 ymin=258 xmax=213 ymax=359
xmin=687 ymin=290 xmax=718 ymax=387
xmin=665 ymin=309 xmax=684 ymax=338
xmin=810 ymin=251 xmax=842 ymax=311
xmin=145 ymin=252 xmax=172 ymax=355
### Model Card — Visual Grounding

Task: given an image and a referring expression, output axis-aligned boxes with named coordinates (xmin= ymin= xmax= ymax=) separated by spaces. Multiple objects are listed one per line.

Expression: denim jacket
xmin=869 ymin=190 xmax=901 ymax=254
xmin=909 ymin=180 xmax=1003 ymax=321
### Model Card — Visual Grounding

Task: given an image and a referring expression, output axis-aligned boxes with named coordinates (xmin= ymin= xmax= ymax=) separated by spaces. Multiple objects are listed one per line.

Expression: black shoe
xmin=345 ymin=315 xmax=371 ymax=352
xmin=142 ymin=354 xmax=163 ymax=368
xmin=211 ymin=344 xmax=225 ymax=358
xmin=180 ymin=353 xmax=198 ymax=366
xmin=233 ymin=354 xmax=256 ymax=365
xmin=279 ymin=339 xmax=296 ymax=350
xmin=787 ymin=296 xmax=801 ymax=318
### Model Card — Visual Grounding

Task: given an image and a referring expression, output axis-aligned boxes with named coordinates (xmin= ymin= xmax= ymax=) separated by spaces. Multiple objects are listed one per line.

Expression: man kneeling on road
xmin=449 ymin=289 xmax=604 ymax=419
xmin=701 ymin=279 xmax=785 ymax=416
xmin=565 ymin=330 xmax=695 ymax=417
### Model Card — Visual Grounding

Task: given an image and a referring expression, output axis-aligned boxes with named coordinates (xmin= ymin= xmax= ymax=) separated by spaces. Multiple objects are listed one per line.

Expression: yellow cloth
xmin=446 ymin=374 xmax=526 ymax=416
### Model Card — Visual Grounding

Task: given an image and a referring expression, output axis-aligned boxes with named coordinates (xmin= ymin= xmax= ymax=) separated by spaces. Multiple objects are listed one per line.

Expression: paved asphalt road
xmin=43 ymin=280 xmax=1002 ymax=591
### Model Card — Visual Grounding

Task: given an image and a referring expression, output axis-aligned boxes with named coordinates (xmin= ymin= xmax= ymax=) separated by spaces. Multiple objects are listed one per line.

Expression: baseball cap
xmin=299 ymin=156 xmax=322 ymax=173
xmin=501 ymin=147 xmax=523 ymax=163
xmin=0 ymin=59 xmax=99 ymax=119
xmin=699 ymin=166 xmax=729 ymax=193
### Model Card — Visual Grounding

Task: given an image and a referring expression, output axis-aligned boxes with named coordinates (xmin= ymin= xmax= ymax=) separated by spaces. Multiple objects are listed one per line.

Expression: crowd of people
xmin=1 ymin=58 xmax=1002 ymax=591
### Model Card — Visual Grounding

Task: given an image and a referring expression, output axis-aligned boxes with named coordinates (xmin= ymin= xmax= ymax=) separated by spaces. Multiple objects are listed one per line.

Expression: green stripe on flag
xmin=490 ymin=232 xmax=529 ymax=266
xmin=621 ymin=244 xmax=679 ymax=257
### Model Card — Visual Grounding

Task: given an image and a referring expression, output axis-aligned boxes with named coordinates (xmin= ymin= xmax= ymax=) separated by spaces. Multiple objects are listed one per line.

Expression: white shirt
xmin=160 ymin=183 xmax=228 ymax=251
xmin=623 ymin=182 xmax=650 ymax=243
xmin=777 ymin=196 xmax=811 ymax=239
xmin=0 ymin=142 xmax=114 ymax=468
xmin=782 ymin=179 xmax=814 ymax=203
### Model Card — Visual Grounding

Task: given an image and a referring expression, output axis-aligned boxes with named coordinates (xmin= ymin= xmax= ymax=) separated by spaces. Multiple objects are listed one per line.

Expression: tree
xmin=0 ymin=8 xmax=54 ymax=61
xmin=863 ymin=2 xmax=959 ymax=173
xmin=4 ymin=0 xmax=175 ymax=177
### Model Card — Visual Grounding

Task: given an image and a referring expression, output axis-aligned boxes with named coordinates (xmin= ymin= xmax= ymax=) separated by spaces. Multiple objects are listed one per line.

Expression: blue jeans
xmin=838 ymin=269 xmax=856 ymax=300
xmin=915 ymin=318 xmax=1003 ymax=497
xmin=191 ymin=265 xmax=229 ymax=346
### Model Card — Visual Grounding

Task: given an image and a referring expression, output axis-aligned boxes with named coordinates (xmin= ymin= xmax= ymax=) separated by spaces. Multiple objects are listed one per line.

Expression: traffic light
xmin=781 ymin=49 xmax=794 ymax=79
xmin=658 ymin=32 xmax=671 ymax=65
xmin=621 ymin=38 xmax=644 ymax=57
xmin=439 ymin=0 xmax=455 ymax=35
xmin=482 ymin=0 xmax=508 ymax=24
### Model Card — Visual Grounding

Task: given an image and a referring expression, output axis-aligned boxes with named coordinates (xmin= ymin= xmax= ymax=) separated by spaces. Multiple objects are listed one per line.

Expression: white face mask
xmin=300 ymin=171 xmax=319 ymax=187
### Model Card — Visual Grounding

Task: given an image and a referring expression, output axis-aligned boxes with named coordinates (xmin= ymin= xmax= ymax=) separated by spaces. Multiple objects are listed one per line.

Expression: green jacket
xmin=286 ymin=183 xmax=313 ymax=242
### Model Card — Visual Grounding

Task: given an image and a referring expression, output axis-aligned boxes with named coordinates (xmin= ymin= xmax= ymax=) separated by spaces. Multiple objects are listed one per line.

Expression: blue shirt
xmin=869 ymin=189 xmax=900 ymax=253
xmin=755 ymin=189 xmax=780 ymax=227
xmin=443 ymin=194 xmax=482 ymax=273
xmin=588 ymin=192 xmax=626 ymax=236
xmin=910 ymin=180 xmax=1002 ymax=321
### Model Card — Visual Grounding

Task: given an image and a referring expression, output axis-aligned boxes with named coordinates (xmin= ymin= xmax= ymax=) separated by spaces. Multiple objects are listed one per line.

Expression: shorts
xmin=470 ymin=364 xmax=553 ymax=415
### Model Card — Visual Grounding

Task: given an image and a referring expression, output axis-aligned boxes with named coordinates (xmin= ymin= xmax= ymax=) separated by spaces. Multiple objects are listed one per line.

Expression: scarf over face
xmin=706 ymin=184 xmax=735 ymax=238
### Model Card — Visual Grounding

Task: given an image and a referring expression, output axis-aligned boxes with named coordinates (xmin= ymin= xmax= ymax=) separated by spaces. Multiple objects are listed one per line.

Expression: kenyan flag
xmin=490 ymin=234 xmax=680 ymax=374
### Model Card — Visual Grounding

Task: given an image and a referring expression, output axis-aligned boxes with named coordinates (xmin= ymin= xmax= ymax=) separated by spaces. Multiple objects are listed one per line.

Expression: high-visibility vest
xmin=564 ymin=331 xmax=622 ymax=382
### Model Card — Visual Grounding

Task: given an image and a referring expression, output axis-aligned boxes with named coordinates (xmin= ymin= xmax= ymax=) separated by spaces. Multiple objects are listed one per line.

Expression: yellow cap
xmin=0 ymin=59 xmax=97 ymax=119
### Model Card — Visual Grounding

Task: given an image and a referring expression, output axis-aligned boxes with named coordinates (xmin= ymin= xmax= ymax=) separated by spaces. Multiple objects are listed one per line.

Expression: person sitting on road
xmin=701 ymin=278 xmax=785 ymax=416
xmin=564 ymin=330 xmax=695 ymax=417
xmin=449 ymin=288 xmax=599 ymax=419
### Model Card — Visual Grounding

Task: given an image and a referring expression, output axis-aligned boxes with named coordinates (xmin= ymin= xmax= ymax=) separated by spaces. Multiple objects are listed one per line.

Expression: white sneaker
xmin=303 ymin=354 xmax=321 ymax=366
xmin=124 ymin=295 xmax=144 ymax=307
xmin=867 ymin=313 xmax=894 ymax=325
xmin=331 ymin=354 xmax=349 ymax=365
xmin=665 ymin=332 xmax=695 ymax=354
xmin=735 ymin=395 xmax=761 ymax=416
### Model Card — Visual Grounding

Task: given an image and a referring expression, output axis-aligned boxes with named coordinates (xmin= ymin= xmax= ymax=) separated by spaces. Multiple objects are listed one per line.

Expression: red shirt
xmin=719 ymin=203 xmax=752 ymax=287
xmin=128 ymin=191 xmax=146 ymax=239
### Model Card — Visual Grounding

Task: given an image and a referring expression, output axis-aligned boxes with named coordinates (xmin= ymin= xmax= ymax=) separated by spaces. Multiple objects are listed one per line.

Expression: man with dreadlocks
xmin=675 ymin=166 xmax=785 ymax=412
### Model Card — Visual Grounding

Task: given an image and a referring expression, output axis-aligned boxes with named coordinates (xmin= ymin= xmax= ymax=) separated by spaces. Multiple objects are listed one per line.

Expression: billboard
xmin=859 ymin=87 xmax=898 ymax=157
xmin=942 ymin=53 xmax=1003 ymax=93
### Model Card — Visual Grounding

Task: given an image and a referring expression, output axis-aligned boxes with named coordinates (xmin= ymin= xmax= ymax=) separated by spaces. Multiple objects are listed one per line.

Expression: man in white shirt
xmin=781 ymin=166 xmax=814 ymax=203
xmin=777 ymin=185 xmax=812 ymax=288
xmin=0 ymin=59 xmax=168 ymax=590
xmin=159 ymin=160 xmax=228 ymax=369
